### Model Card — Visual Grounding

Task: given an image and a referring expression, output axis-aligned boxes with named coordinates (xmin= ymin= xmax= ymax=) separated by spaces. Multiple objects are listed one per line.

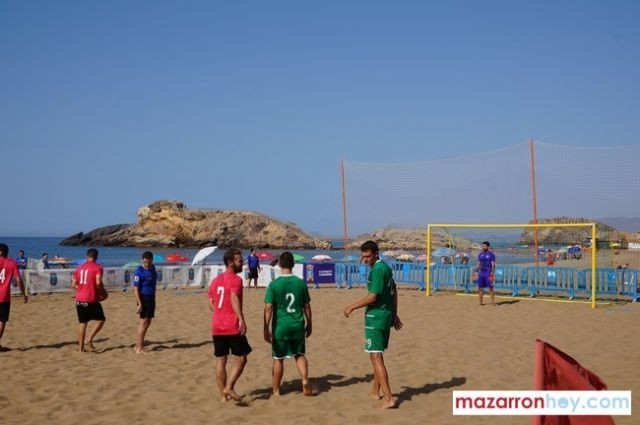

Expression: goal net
xmin=424 ymin=223 xmax=631 ymax=307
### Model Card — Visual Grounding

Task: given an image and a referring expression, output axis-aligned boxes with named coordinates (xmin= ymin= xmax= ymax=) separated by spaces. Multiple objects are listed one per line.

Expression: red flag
xmin=532 ymin=339 xmax=615 ymax=425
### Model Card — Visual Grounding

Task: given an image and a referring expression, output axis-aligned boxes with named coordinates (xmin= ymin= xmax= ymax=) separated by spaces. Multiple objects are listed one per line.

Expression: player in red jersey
xmin=72 ymin=248 xmax=108 ymax=352
xmin=0 ymin=243 xmax=28 ymax=350
xmin=208 ymin=248 xmax=252 ymax=402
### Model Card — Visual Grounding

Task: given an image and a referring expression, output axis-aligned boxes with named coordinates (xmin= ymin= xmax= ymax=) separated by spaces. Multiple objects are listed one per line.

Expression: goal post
xmin=426 ymin=223 xmax=598 ymax=308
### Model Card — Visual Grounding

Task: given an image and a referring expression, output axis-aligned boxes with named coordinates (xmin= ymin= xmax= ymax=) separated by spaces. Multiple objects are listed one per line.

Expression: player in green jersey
xmin=344 ymin=240 xmax=403 ymax=409
xmin=263 ymin=252 xmax=313 ymax=396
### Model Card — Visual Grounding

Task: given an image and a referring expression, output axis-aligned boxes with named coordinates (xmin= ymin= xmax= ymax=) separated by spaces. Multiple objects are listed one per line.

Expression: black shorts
xmin=76 ymin=302 xmax=105 ymax=323
xmin=248 ymin=268 xmax=258 ymax=279
xmin=212 ymin=335 xmax=252 ymax=357
xmin=0 ymin=302 xmax=10 ymax=322
xmin=139 ymin=294 xmax=156 ymax=319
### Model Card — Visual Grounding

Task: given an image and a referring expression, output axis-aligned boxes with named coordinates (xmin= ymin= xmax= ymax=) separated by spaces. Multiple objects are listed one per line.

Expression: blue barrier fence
xmin=335 ymin=261 xmax=639 ymax=301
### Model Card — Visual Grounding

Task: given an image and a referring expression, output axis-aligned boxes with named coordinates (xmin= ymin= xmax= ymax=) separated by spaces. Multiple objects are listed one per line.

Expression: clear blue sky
xmin=2 ymin=1 xmax=639 ymax=237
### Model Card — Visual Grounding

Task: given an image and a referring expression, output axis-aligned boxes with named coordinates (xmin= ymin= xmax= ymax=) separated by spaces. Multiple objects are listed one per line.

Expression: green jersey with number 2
xmin=265 ymin=275 xmax=311 ymax=340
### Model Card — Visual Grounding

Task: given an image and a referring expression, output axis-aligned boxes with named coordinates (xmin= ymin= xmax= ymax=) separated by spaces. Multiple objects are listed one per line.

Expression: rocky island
xmin=61 ymin=200 xmax=332 ymax=249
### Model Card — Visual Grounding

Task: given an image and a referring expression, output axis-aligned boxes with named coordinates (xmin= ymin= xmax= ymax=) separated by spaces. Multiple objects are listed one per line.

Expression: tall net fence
xmin=343 ymin=142 xmax=640 ymax=236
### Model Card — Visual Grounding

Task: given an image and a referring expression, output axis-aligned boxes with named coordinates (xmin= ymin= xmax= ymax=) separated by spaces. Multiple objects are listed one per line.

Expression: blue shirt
xmin=247 ymin=254 xmax=260 ymax=270
xmin=133 ymin=265 xmax=157 ymax=295
xmin=15 ymin=256 xmax=27 ymax=270
xmin=477 ymin=251 xmax=495 ymax=275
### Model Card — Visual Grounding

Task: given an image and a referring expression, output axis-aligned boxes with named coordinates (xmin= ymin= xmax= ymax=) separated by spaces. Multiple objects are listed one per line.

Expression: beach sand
xmin=0 ymin=287 xmax=638 ymax=425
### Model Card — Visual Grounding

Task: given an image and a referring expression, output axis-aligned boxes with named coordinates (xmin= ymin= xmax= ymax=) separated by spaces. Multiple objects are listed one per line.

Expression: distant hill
xmin=520 ymin=217 xmax=629 ymax=245
xmin=347 ymin=227 xmax=480 ymax=251
xmin=61 ymin=200 xmax=332 ymax=249
xmin=597 ymin=217 xmax=640 ymax=233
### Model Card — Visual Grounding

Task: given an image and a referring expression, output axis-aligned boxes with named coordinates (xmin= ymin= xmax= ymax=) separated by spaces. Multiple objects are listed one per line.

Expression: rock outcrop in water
xmin=61 ymin=200 xmax=332 ymax=249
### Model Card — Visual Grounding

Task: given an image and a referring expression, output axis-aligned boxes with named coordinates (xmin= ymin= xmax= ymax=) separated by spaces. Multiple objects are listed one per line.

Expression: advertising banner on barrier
xmin=27 ymin=270 xmax=73 ymax=294
xmin=303 ymin=263 xmax=336 ymax=286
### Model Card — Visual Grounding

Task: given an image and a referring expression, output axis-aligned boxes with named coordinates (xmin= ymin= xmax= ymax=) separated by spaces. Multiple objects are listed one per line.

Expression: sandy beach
xmin=0 ymin=286 xmax=638 ymax=425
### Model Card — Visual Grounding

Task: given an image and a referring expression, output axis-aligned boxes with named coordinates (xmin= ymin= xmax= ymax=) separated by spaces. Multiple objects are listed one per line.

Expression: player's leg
xmin=224 ymin=354 xmax=247 ymax=401
xmin=215 ymin=355 xmax=228 ymax=401
xmin=370 ymin=374 xmax=382 ymax=399
xmin=0 ymin=320 xmax=6 ymax=348
xmin=86 ymin=303 xmax=106 ymax=349
xmin=369 ymin=353 xmax=397 ymax=408
xmin=294 ymin=354 xmax=312 ymax=395
xmin=77 ymin=323 xmax=88 ymax=352
xmin=272 ymin=358 xmax=284 ymax=395
xmin=136 ymin=318 xmax=152 ymax=353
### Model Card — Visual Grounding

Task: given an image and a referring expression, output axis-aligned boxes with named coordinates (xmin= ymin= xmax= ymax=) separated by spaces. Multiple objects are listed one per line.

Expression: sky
xmin=1 ymin=1 xmax=639 ymax=237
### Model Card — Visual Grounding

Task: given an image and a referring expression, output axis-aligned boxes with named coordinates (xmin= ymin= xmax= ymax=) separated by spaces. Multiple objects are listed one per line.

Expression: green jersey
xmin=265 ymin=275 xmax=311 ymax=340
xmin=365 ymin=260 xmax=396 ymax=330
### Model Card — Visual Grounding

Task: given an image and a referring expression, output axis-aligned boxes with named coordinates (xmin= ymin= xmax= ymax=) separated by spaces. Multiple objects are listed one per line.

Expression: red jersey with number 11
xmin=74 ymin=261 xmax=103 ymax=302
xmin=208 ymin=270 xmax=242 ymax=336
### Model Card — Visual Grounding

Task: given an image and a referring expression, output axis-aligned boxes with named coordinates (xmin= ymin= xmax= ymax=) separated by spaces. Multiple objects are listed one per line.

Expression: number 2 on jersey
xmin=285 ymin=293 xmax=296 ymax=313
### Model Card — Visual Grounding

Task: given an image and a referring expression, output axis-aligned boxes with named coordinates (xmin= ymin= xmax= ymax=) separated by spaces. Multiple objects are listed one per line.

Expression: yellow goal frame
xmin=426 ymin=223 xmax=597 ymax=308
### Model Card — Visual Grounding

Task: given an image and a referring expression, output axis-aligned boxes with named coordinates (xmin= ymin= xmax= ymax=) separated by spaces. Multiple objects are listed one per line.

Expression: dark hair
xmin=42 ymin=252 xmax=48 ymax=257
xmin=360 ymin=240 xmax=379 ymax=253
xmin=278 ymin=252 xmax=294 ymax=269
xmin=142 ymin=251 xmax=153 ymax=261
xmin=86 ymin=248 xmax=98 ymax=259
xmin=482 ymin=241 xmax=491 ymax=247
xmin=223 ymin=248 xmax=242 ymax=266
xmin=18 ymin=250 xmax=24 ymax=255
xmin=0 ymin=243 xmax=8 ymax=257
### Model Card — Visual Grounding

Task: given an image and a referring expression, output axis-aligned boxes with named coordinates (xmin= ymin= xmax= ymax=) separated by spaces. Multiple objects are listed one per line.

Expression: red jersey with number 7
xmin=73 ymin=261 xmax=104 ymax=302
xmin=0 ymin=257 xmax=20 ymax=303
xmin=208 ymin=270 xmax=243 ymax=336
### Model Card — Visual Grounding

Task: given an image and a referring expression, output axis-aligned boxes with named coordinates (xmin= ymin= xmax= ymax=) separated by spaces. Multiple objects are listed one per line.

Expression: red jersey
xmin=73 ymin=261 xmax=104 ymax=302
xmin=208 ymin=270 xmax=243 ymax=336
xmin=0 ymin=257 xmax=20 ymax=303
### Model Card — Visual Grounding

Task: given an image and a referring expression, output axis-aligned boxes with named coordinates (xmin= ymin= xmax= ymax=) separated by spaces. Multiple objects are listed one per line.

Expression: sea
xmin=0 ymin=237 xmax=353 ymax=268
xmin=0 ymin=236 xmax=542 ymax=268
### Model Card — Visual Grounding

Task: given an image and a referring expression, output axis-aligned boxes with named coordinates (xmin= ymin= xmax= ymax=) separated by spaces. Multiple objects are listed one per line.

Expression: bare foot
xmin=135 ymin=348 xmax=147 ymax=354
xmin=370 ymin=393 xmax=383 ymax=400
xmin=302 ymin=381 xmax=313 ymax=396
xmin=223 ymin=389 xmax=244 ymax=402
xmin=381 ymin=397 xmax=398 ymax=409
xmin=272 ymin=390 xmax=281 ymax=397
xmin=84 ymin=341 xmax=95 ymax=351
xmin=220 ymin=395 xmax=229 ymax=402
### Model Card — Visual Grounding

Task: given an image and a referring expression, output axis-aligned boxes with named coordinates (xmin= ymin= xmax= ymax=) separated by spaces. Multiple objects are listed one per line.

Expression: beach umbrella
xmin=381 ymin=250 xmax=398 ymax=259
xmin=166 ymin=254 xmax=189 ymax=263
xmin=431 ymin=247 xmax=456 ymax=257
xmin=396 ymin=253 xmax=416 ymax=262
xmin=293 ymin=253 xmax=305 ymax=262
xmin=312 ymin=254 xmax=332 ymax=262
xmin=191 ymin=246 xmax=217 ymax=265
xmin=153 ymin=254 xmax=165 ymax=263
xmin=255 ymin=251 xmax=277 ymax=261
xmin=415 ymin=254 xmax=428 ymax=262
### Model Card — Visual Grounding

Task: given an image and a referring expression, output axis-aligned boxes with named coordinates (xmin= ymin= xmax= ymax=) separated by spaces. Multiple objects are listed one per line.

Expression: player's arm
xmin=133 ymin=286 xmax=142 ymax=314
xmin=303 ymin=302 xmax=312 ymax=338
xmin=96 ymin=274 xmax=108 ymax=300
xmin=343 ymin=293 xmax=377 ymax=318
xmin=263 ymin=303 xmax=273 ymax=343
xmin=15 ymin=267 xmax=27 ymax=303
xmin=71 ymin=272 xmax=78 ymax=290
xmin=208 ymin=295 xmax=214 ymax=312
xmin=392 ymin=288 xmax=402 ymax=331
xmin=230 ymin=291 xmax=246 ymax=335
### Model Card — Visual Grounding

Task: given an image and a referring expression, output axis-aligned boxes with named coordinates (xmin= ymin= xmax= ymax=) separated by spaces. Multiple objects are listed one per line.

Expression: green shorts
xmin=272 ymin=337 xmax=306 ymax=359
xmin=364 ymin=310 xmax=392 ymax=352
